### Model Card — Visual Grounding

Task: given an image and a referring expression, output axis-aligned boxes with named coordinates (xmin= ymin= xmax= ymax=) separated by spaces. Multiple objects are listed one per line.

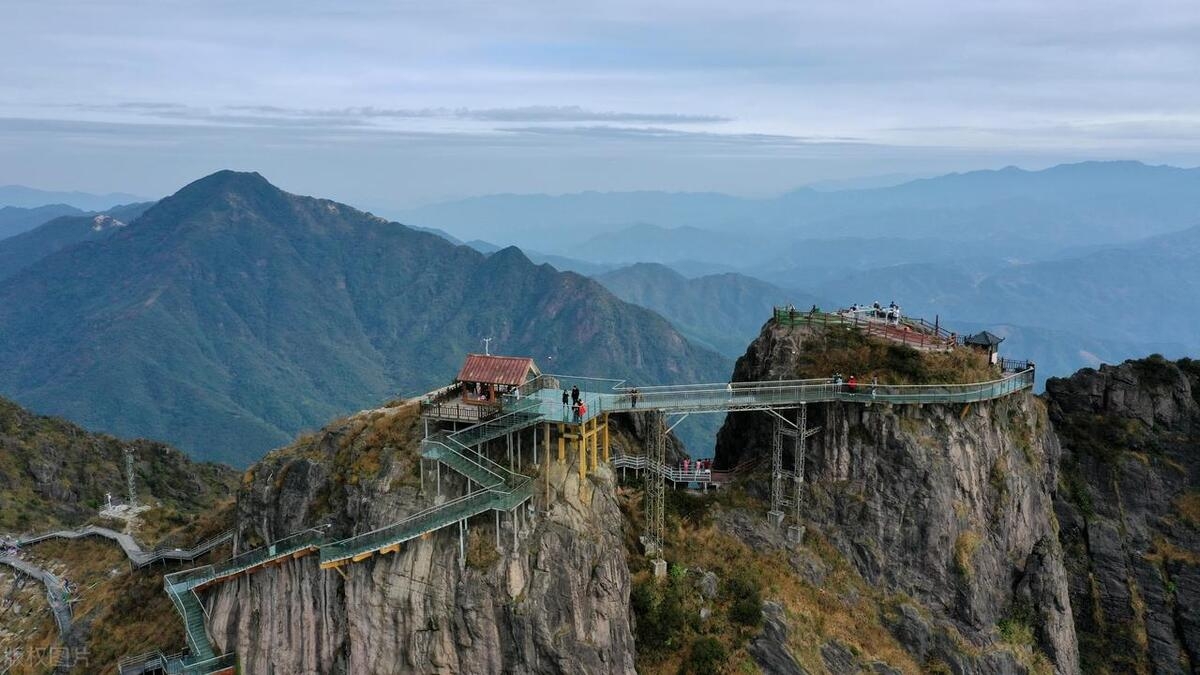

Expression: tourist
xmin=848 ymin=375 xmax=857 ymax=393
xmin=562 ymin=389 xmax=569 ymax=408
xmin=571 ymin=385 xmax=580 ymax=406
xmin=630 ymin=388 xmax=639 ymax=408
xmin=578 ymin=400 xmax=587 ymax=420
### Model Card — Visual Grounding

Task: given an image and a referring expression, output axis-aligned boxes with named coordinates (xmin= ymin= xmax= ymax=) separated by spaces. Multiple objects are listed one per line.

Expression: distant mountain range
xmin=596 ymin=263 xmax=818 ymax=357
xmin=0 ymin=202 xmax=155 ymax=280
xmin=0 ymin=171 xmax=727 ymax=466
xmin=0 ymin=204 xmax=86 ymax=240
xmin=0 ymin=184 xmax=148 ymax=211
xmin=814 ymin=225 xmax=1200 ymax=351
xmin=400 ymin=161 xmax=1200 ymax=266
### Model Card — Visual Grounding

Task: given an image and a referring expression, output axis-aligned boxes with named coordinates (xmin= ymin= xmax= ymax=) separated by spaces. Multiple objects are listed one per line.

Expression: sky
xmin=3 ymin=0 xmax=1200 ymax=211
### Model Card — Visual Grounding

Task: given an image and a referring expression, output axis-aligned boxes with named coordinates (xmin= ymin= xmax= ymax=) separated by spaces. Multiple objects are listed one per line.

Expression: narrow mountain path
xmin=15 ymin=525 xmax=232 ymax=568
xmin=0 ymin=555 xmax=71 ymax=633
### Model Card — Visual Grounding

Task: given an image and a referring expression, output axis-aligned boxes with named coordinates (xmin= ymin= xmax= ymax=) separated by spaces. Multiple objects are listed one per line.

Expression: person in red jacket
xmin=848 ymin=375 xmax=858 ymax=393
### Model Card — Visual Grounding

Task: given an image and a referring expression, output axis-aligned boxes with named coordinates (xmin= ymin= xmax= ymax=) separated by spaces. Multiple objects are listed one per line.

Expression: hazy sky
xmin=3 ymin=0 xmax=1200 ymax=210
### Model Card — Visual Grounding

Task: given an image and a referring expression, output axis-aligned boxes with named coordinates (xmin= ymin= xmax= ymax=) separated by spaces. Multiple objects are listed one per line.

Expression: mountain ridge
xmin=0 ymin=170 xmax=728 ymax=466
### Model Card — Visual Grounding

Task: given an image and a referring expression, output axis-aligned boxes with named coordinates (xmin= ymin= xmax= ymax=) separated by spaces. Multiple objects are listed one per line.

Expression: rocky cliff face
xmin=714 ymin=321 xmax=1078 ymax=674
xmin=202 ymin=405 xmax=637 ymax=674
xmin=1047 ymin=356 xmax=1200 ymax=674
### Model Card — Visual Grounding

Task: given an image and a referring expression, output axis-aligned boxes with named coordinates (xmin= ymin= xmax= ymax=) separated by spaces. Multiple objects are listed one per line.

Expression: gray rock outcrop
xmin=203 ymin=412 xmax=637 ymax=674
xmin=1047 ymin=356 xmax=1200 ymax=673
xmin=715 ymin=321 xmax=1079 ymax=673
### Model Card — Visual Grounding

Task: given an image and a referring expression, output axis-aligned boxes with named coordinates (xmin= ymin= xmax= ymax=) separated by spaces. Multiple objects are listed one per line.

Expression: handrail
xmin=14 ymin=525 xmax=233 ymax=568
xmin=423 ymin=437 xmax=506 ymax=479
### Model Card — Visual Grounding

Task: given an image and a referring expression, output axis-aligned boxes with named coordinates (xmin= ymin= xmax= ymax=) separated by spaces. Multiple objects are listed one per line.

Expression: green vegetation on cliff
xmin=0 ymin=396 xmax=235 ymax=534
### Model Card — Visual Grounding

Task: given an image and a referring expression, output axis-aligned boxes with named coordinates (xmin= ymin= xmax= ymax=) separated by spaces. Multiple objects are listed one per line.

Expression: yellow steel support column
xmin=603 ymin=414 xmax=610 ymax=463
xmin=577 ymin=427 xmax=586 ymax=482
xmin=544 ymin=423 xmax=550 ymax=457
xmin=589 ymin=417 xmax=598 ymax=472
xmin=558 ymin=423 xmax=565 ymax=464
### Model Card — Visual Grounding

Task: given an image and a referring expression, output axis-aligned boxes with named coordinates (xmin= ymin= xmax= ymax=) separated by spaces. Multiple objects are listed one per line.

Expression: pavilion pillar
xmin=558 ymin=424 xmax=565 ymax=464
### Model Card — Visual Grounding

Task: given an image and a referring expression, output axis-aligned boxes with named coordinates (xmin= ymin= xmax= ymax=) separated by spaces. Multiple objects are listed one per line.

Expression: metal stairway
xmin=445 ymin=401 xmax=543 ymax=451
xmin=318 ymin=479 xmax=532 ymax=568
xmin=171 ymin=588 xmax=214 ymax=662
xmin=421 ymin=438 xmax=507 ymax=488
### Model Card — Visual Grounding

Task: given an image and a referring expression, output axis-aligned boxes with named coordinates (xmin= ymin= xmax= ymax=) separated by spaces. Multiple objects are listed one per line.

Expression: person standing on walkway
xmin=562 ymin=389 xmax=569 ymax=408
xmin=848 ymin=375 xmax=857 ymax=394
xmin=630 ymin=388 xmax=639 ymax=408
xmin=571 ymin=385 xmax=580 ymax=406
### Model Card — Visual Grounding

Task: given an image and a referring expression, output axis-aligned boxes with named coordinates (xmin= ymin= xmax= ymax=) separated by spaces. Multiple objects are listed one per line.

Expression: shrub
xmin=632 ymin=577 xmax=688 ymax=654
xmin=682 ymin=637 xmax=727 ymax=675
xmin=726 ymin=574 xmax=763 ymax=627
xmin=954 ymin=531 xmax=981 ymax=580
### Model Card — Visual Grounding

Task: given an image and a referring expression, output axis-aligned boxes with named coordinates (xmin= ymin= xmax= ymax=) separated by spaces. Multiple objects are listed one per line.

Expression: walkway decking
xmin=0 ymin=555 xmax=72 ymax=633
xmin=17 ymin=525 xmax=232 ymax=568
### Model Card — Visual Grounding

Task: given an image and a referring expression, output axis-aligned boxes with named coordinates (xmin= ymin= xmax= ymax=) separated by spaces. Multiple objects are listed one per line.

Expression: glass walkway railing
xmin=318 ymin=478 xmax=533 ymax=567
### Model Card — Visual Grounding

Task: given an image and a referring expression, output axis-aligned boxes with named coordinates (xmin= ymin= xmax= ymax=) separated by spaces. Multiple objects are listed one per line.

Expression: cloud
xmin=498 ymin=125 xmax=862 ymax=145
xmin=63 ymin=102 xmax=729 ymax=129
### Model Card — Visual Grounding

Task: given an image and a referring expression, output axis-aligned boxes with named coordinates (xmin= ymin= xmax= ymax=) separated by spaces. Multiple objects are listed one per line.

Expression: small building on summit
xmin=456 ymin=353 xmax=541 ymax=404
xmin=964 ymin=331 xmax=1004 ymax=364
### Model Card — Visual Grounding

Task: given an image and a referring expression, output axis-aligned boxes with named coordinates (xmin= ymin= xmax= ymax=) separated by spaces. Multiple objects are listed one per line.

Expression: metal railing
xmin=422 ymin=438 xmax=508 ymax=488
xmin=164 ymin=528 xmax=328 ymax=595
xmin=118 ymin=650 xmax=235 ymax=675
xmin=420 ymin=400 xmax=501 ymax=423
xmin=772 ymin=307 xmax=957 ymax=351
xmin=581 ymin=368 xmax=1035 ymax=414
xmin=612 ymin=450 xmax=759 ymax=485
xmin=319 ymin=489 xmax=497 ymax=565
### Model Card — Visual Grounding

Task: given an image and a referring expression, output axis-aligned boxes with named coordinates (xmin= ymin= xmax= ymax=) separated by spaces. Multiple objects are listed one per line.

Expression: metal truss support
xmin=768 ymin=405 xmax=819 ymax=533
xmin=768 ymin=415 xmax=785 ymax=528
xmin=665 ymin=412 xmax=690 ymax=433
xmin=643 ymin=410 xmax=666 ymax=568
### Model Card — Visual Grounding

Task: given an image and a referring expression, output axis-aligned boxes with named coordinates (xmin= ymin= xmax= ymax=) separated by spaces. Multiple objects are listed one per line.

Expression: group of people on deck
xmin=833 ymin=373 xmax=879 ymax=397
xmin=561 ymin=385 xmax=587 ymax=421
xmin=682 ymin=458 xmax=712 ymax=474
xmin=846 ymin=300 xmax=903 ymax=325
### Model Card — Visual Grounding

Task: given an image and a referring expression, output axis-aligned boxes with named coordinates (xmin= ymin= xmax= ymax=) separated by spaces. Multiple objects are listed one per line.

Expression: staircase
xmin=421 ymin=439 xmax=506 ymax=488
xmin=169 ymin=586 xmax=214 ymax=662
xmin=446 ymin=401 xmax=543 ymax=450
xmin=319 ymin=479 xmax=533 ymax=568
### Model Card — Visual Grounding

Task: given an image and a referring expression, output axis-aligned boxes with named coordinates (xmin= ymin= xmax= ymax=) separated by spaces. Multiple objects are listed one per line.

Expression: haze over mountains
xmin=0 ymin=171 xmax=727 ymax=466
xmin=403 ymin=160 xmax=1200 ymax=385
xmin=0 ymin=184 xmax=147 ymax=211
xmin=3 ymin=160 xmax=1199 ymax=465
xmin=399 ymin=161 xmax=1200 ymax=257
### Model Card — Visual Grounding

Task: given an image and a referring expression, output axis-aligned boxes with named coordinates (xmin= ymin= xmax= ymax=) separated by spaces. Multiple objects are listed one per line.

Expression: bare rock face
xmin=714 ymin=321 xmax=1079 ymax=673
xmin=202 ymin=410 xmax=637 ymax=674
xmin=1047 ymin=357 xmax=1200 ymax=673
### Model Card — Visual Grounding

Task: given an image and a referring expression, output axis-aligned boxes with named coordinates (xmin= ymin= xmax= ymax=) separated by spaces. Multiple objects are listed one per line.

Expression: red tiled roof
xmin=456 ymin=354 xmax=537 ymax=386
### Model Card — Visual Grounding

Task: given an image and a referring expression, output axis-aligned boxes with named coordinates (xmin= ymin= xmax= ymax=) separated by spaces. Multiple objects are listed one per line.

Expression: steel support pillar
xmin=644 ymin=410 xmax=666 ymax=562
